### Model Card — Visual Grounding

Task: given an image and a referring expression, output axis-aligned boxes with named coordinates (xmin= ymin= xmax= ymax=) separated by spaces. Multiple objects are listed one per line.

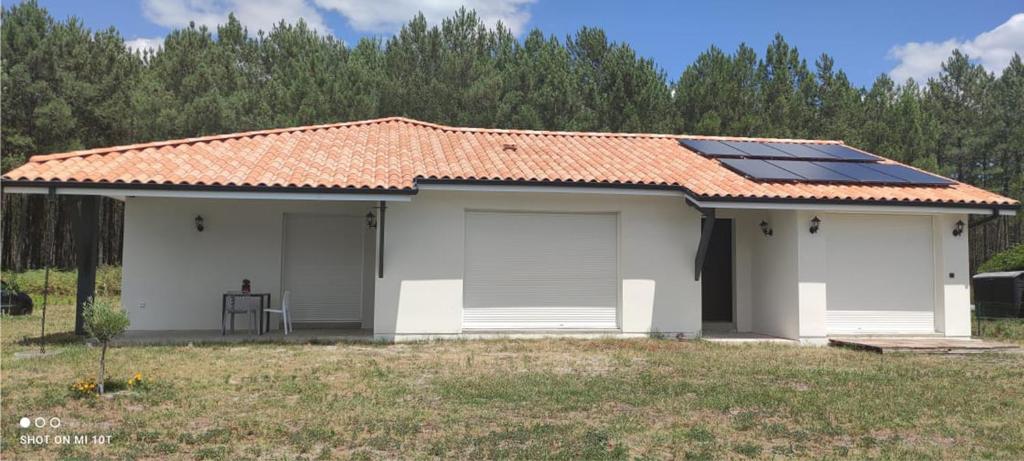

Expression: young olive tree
xmin=83 ymin=298 xmax=130 ymax=394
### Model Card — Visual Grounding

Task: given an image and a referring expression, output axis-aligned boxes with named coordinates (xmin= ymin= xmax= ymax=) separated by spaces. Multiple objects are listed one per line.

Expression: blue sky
xmin=27 ymin=0 xmax=1024 ymax=87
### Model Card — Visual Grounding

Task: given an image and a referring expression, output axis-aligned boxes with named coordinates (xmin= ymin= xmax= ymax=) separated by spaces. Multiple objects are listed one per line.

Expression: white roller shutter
xmin=282 ymin=214 xmax=364 ymax=323
xmin=825 ymin=214 xmax=935 ymax=334
xmin=463 ymin=212 xmax=618 ymax=330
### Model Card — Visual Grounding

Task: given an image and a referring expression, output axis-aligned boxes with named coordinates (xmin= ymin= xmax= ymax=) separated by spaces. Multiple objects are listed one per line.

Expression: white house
xmin=2 ymin=117 xmax=1017 ymax=343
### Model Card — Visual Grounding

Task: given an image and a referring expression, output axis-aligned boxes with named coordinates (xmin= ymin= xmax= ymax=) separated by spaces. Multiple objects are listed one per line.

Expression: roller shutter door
xmin=282 ymin=214 xmax=364 ymax=323
xmin=463 ymin=212 xmax=618 ymax=330
xmin=825 ymin=214 xmax=935 ymax=334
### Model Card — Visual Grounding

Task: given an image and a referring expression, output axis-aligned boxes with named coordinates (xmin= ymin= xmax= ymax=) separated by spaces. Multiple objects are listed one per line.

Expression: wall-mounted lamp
xmin=952 ymin=219 xmax=965 ymax=237
xmin=195 ymin=215 xmax=205 ymax=232
xmin=759 ymin=220 xmax=773 ymax=237
xmin=365 ymin=211 xmax=377 ymax=229
xmin=809 ymin=216 xmax=821 ymax=234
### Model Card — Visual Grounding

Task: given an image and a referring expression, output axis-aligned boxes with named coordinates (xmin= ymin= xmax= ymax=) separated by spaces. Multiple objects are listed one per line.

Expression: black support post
xmin=72 ymin=195 xmax=100 ymax=335
xmin=694 ymin=208 xmax=716 ymax=281
xmin=377 ymin=201 xmax=386 ymax=278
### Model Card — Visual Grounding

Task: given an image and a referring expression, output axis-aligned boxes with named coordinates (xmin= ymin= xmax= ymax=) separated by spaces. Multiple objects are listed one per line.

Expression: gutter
xmin=3 ymin=178 xmax=1018 ymax=214
xmin=691 ymin=194 xmax=1018 ymax=212
xmin=1 ymin=180 xmax=416 ymax=202
xmin=415 ymin=178 xmax=1019 ymax=214
xmin=1 ymin=180 xmax=416 ymax=195
xmin=969 ymin=210 xmax=1002 ymax=228
xmin=686 ymin=195 xmax=1018 ymax=216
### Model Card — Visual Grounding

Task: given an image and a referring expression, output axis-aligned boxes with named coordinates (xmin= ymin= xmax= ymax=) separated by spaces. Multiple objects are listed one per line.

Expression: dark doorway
xmin=701 ymin=218 xmax=734 ymax=323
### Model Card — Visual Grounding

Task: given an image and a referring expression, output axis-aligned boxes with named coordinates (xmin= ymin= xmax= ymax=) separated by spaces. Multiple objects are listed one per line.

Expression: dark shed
xmin=972 ymin=271 xmax=1024 ymax=318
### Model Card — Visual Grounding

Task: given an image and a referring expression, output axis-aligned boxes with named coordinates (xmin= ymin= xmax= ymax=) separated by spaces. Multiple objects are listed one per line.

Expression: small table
xmin=222 ymin=292 xmax=271 ymax=335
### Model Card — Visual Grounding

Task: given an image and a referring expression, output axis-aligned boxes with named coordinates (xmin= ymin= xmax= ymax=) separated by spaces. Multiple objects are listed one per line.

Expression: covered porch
xmin=3 ymin=185 xmax=407 ymax=339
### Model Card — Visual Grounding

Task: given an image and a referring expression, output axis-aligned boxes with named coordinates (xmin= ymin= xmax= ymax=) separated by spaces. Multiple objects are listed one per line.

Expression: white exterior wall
xmin=121 ymin=197 xmax=376 ymax=330
xmin=119 ymin=192 xmax=973 ymax=341
xmin=934 ymin=214 xmax=971 ymax=336
xmin=728 ymin=210 xmax=801 ymax=339
xmin=373 ymin=190 xmax=701 ymax=339
xmin=796 ymin=210 xmax=828 ymax=341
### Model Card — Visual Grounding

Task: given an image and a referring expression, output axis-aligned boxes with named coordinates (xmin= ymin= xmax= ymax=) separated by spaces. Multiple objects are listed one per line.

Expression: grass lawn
xmin=2 ymin=302 xmax=1023 ymax=460
xmin=976 ymin=317 xmax=1024 ymax=345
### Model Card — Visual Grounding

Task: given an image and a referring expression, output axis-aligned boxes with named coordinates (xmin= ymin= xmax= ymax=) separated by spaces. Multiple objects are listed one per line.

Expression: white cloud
xmin=125 ymin=36 xmax=164 ymax=52
xmin=888 ymin=13 xmax=1024 ymax=83
xmin=313 ymin=0 xmax=536 ymax=34
xmin=138 ymin=0 xmax=536 ymax=46
xmin=140 ymin=0 xmax=332 ymax=35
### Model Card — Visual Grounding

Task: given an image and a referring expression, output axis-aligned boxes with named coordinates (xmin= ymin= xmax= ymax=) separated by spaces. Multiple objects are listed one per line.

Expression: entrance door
xmin=701 ymin=218 xmax=734 ymax=324
xmin=282 ymin=214 xmax=364 ymax=324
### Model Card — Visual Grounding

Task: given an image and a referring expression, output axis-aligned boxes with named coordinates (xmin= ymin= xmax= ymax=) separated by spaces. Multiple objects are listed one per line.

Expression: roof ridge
xmin=28 ymin=116 xmax=845 ymax=163
xmin=393 ymin=117 xmax=844 ymax=143
xmin=28 ymin=116 xmax=412 ymax=163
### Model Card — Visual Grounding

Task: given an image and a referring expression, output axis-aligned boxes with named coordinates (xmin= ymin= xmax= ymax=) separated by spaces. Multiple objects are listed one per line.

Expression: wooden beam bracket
xmin=694 ymin=207 xmax=716 ymax=281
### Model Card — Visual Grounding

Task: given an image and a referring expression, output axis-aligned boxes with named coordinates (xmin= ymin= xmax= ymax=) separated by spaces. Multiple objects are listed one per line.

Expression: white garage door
xmin=463 ymin=212 xmax=618 ymax=330
xmin=825 ymin=214 xmax=935 ymax=334
xmin=282 ymin=214 xmax=364 ymax=323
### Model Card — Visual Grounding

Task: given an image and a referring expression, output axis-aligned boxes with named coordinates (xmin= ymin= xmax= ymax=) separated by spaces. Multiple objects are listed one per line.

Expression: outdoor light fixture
xmin=953 ymin=219 xmax=965 ymax=237
xmin=195 ymin=215 xmax=205 ymax=232
xmin=366 ymin=211 xmax=377 ymax=229
xmin=759 ymin=220 xmax=773 ymax=237
xmin=809 ymin=216 xmax=821 ymax=234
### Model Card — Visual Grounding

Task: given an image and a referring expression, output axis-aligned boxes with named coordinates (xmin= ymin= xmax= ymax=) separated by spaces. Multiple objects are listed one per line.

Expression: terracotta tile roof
xmin=2 ymin=116 xmax=1017 ymax=208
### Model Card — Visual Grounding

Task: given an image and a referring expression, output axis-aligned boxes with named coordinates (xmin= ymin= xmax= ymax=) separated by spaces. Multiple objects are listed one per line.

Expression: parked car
xmin=1 ymin=281 xmax=33 ymax=315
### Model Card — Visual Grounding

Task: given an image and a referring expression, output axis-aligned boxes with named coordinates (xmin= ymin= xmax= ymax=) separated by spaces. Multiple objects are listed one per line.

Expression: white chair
xmin=264 ymin=291 xmax=293 ymax=335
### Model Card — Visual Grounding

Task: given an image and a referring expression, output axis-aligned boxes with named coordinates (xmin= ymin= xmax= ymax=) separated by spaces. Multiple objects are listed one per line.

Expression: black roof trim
xmin=414 ymin=177 xmax=688 ymax=192
xmin=0 ymin=180 xmax=416 ymax=195
xmin=694 ymin=193 xmax=1020 ymax=211
xmin=4 ymin=178 xmax=1017 ymax=211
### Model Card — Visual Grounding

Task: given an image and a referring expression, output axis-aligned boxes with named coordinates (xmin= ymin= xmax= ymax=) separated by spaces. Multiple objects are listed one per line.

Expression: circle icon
xmin=19 ymin=417 xmax=31 ymax=428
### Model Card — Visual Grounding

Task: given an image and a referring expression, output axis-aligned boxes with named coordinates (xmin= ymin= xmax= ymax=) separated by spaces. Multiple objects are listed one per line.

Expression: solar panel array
xmin=680 ymin=139 xmax=953 ymax=186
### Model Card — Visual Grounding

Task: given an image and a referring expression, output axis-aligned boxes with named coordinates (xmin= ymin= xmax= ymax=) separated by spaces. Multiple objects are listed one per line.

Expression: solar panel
xmin=806 ymin=144 xmax=879 ymax=162
xmin=719 ymin=158 xmax=803 ymax=181
xmin=718 ymin=158 xmax=954 ymax=186
xmin=768 ymin=160 xmax=856 ymax=182
xmin=681 ymin=137 xmax=954 ymax=186
xmin=721 ymin=141 xmax=795 ymax=158
xmin=865 ymin=164 xmax=955 ymax=185
xmin=764 ymin=142 xmax=837 ymax=160
xmin=815 ymin=162 xmax=906 ymax=183
xmin=684 ymin=139 xmax=882 ymax=163
xmin=678 ymin=139 xmax=747 ymax=157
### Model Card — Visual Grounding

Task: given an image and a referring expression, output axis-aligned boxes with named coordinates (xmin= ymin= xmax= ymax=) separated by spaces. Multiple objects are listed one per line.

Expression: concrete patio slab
xmin=114 ymin=329 xmax=376 ymax=346
xmin=702 ymin=332 xmax=797 ymax=344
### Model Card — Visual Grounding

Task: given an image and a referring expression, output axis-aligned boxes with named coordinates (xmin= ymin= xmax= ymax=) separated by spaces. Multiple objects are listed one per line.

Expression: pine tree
xmin=566 ymin=27 xmax=671 ymax=132
xmin=673 ymin=44 xmax=761 ymax=136
xmin=925 ymin=50 xmax=997 ymax=182
xmin=758 ymin=34 xmax=815 ymax=138
xmin=499 ymin=30 xmax=578 ymax=130
xmin=813 ymin=54 xmax=860 ymax=141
